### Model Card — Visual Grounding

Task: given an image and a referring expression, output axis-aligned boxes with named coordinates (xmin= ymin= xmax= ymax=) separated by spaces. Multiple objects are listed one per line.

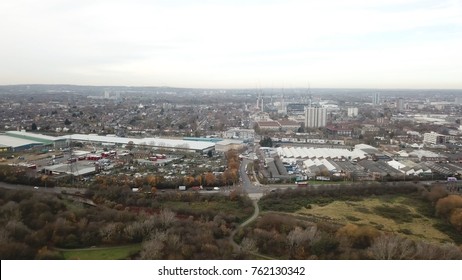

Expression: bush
xmin=336 ymin=224 xmax=380 ymax=249
xmin=422 ymin=185 xmax=448 ymax=203
xmin=435 ymin=195 xmax=462 ymax=219
xmin=449 ymin=208 xmax=462 ymax=233
xmin=433 ymin=222 xmax=462 ymax=244
xmin=397 ymin=228 xmax=413 ymax=235
xmin=346 ymin=216 xmax=361 ymax=222
xmin=310 ymin=235 xmax=339 ymax=258
xmin=373 ymin=205 xmax=413 ymax=223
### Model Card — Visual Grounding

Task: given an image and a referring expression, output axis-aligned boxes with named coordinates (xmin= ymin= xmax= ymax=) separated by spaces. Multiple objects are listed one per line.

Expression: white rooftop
xmin=409 ymin=149 xmax=441 ymax=159
xmin=58 ymin=134 xmax=215 ymax=151
xmin=6 ymin=130 xmax=60 ymax=141
xmin=0 ymin=134 xmax=43 ymax=148
xmin=277 ymin=146 xmax=367 ymax=160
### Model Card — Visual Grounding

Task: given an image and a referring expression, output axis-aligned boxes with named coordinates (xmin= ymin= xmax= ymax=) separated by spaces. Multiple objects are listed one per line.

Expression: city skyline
xmin=1 ymin=0 xmax=461 ymax=89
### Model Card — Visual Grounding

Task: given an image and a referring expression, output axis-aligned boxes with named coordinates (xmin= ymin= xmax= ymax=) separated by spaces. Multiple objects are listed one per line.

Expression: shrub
xmin=310 ymin=235 xmax=339 ymax=258
xmin=435 ymin=195 xmax=462 ymax=219
xmin=373 ymin=205 xmax=413 ymax=223
xmin=449 ymin=208 xmax=462 ymax=233
xmin=336 ymin=224 xmax=380 ymax=249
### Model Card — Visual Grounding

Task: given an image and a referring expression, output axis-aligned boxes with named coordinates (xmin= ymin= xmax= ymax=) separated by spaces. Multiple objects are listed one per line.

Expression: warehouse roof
xmin=0 ymin=134 xmax=43 ymax=148
xmin=6 ymin=131 xmax=61 ymax=143
xmin=58 ymin=134 xmax=215 ymax=151
xmin=277 ymin=147 xmax=367 ymax=160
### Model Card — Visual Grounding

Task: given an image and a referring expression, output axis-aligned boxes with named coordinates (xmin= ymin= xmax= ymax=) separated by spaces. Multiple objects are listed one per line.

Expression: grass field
xmin=296 ymin=194 xmax=454 ymax=243
xmin=59 ymin=244 xmax=141 ymax=260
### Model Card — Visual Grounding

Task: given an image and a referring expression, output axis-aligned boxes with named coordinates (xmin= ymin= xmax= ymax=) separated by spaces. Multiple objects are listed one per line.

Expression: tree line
xmin=0 ymin=186 xmax=253 ymax=259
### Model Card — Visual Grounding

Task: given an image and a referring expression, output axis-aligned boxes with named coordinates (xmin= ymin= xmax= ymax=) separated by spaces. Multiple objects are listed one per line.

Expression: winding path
xmin=229 ymin=198 xmax=275 ymax=260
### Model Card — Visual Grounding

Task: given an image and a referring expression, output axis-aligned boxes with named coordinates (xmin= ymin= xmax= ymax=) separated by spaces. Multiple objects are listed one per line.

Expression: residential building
xmin=277 ymin=119 xmax=301 ymax=132
xmin=397 ymin=98 xmax=405 ymax=111
xmin=347 ymin=107 xmax=358 ymax=117
xmin=373 ymin=93 xmax=380 ymax=105
xmin=304 ymin=106 xmax=327 ymax=128
xmin=223 ymin=128 xmax=255 ymax=140
xmin=423 ymin=132 xmax=447 ymax=145
xmin=257 ymin=121 xmax=281 ymax=131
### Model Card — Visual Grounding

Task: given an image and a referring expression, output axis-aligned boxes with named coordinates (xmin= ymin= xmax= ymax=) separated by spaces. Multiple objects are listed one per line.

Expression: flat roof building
xmin=6 ymin=131 xmax=67 ymax=149
xmin=304 ymin=106 xmax=327 ymax=128
xmin=0 ymin=134 xmax=44 ymax=152
xmin=58 ymin=134 xmax=216 ymax=153
xmin=423 ymin=132 xmax=447 ymax=145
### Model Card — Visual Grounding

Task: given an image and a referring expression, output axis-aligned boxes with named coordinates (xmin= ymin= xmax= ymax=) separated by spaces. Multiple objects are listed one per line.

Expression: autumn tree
xmin=435 ymin=195 xmax=462 ymax=219
xmin=145 ymin=175 xmax=157 ymax=187
xmin=449 ymin=208 xmax=462 ymax=233
xmin=183 ymin=175 xmax=195 ymax=187
xmin=422 ymin=185 xmax=448 ymax=203
xmin=204 ymin=172 xmax=216 ymax=187
xmin=336 ymin=224 xmax=379 ymax=249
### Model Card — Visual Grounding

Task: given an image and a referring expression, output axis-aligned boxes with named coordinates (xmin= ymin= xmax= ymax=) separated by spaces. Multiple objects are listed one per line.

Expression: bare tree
xmin=140 ymin=239 xmax=164 ymax=259
xmin=368 ymin=234 xmax=415 ymax=260
xmin=287 ymin=226 xmax=319 ymax=249
xmin=124 ymin=221 xmax=145 ymax=242
xmin=1 ymin=201 xmax=21 ymax=221
xmin=99 ymin=223 xmax=118 ymax=243
xmin=159 ymin=209 xmax=176 ymax=228
xmin=286 ymin=225 xmax=320 ymax=258
xmin=140 ymin=230 xmax=167 ymax=259
xmin=439 ymin=243 xmax=462 ymax=260
xmin=167 ymin=234 xmax=182 ymax=252
xmin=241 ymin=237 xmax=258 ymax=254
xmin=414 ymin=241 xmax=462 ymax=260
xmin=414 ymin=241 xmax=440 ymax=260
xmin=0 ymin=228 xmax=10 ymax=243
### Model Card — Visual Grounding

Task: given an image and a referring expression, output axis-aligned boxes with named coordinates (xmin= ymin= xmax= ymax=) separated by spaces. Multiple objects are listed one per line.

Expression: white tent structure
xmin=277 ymin=147 xmax=368 ymax=161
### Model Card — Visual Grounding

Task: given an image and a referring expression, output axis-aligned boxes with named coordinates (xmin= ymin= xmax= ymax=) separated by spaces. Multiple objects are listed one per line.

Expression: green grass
xmin=294 ymin=194 xmax=457 ymax=244
xmin=59 ymin=244 xmax=141 ymax=260
xmin=373 ymin=205 xmax=413 ymax=223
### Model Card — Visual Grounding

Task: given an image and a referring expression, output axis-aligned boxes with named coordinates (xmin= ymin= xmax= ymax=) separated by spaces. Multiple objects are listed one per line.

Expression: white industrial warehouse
xmin=0 ymin=131 xmax=216 ymax=154
xmin=58 ymin=134 xmax=216 ymax=153
xmin=276 ymin=146 xmax=369 ymax=160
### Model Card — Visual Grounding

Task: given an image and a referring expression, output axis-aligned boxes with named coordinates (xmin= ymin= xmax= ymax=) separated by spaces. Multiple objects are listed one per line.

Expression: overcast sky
xmin=0 ymin=0 xmax=461 ymax=89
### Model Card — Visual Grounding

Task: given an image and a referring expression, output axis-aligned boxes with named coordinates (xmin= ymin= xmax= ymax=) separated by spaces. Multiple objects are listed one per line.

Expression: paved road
xmin=0 ymin=181 xmax=85 ymax=195
xmin=239 ymin=158 xmax=265 ymax=197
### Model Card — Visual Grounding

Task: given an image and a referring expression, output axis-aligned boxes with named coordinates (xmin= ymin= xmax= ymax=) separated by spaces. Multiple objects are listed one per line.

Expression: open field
xmin=58 ymin=244 xmax=141 ymax=260
xmin=296 ymin=194 xmax=455 ymax=243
